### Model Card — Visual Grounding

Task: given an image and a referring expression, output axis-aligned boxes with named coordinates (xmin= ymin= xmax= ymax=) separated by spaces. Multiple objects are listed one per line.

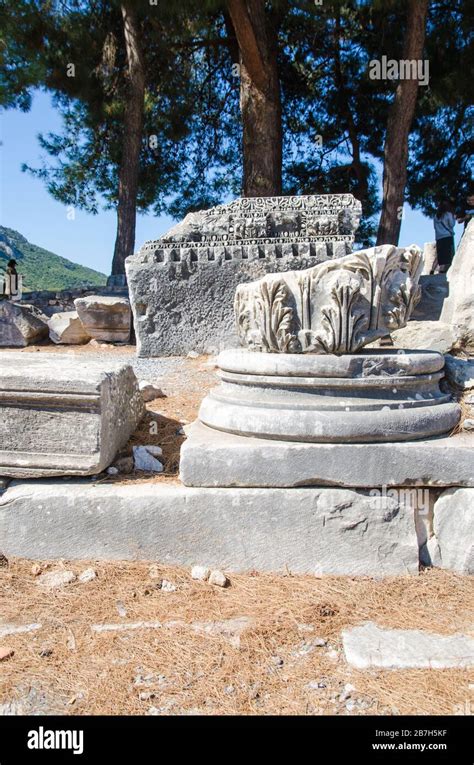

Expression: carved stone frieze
xmin=138 ymin=194 xmax=361 ymax=265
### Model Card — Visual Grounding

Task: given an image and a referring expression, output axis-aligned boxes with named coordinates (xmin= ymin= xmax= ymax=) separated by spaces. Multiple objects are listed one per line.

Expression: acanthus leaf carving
xmin=234 ymin=244 xmax=423 ymax=355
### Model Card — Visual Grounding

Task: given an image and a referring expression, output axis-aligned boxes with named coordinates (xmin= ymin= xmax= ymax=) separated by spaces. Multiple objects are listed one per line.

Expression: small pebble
xmin=78 ymin=568 xmax=97 ymax=584
xmin=307 ymin=680 xmax=326 ymax=690
xmin=313 ymin=637 xmax=327 ymax=647
xmin=160 ymin=580 xmax=177 ymax=592
xmin=187 ymin=351 xmax=199 ymax=359
xmin=31 ymin=564 xmax=42 ymax=576
xmin=339 ymin=683 xmax=356 ymax=702
xmin=0 ymin=646 xmax=14 ymax=661
xmin=139 ymin=381 xmax=166 ymax=402
xmin=208 ymin=570 xmax=229 ymax=588
xmin=37 ymin=570 xmax=76 ymax=589
xmin=463 ymin=418 xmax=474 ymax=431
xmin=116 ymin=600 xmax=127 ymax=618
xmin=191 ymin=565 xmax=210 ymax=581
xmin=147 ymin=446 xmax=163 ymax=456
xmin=66 ymin=632 xmax=76 ymax=651
xmin=114 ymin=456 xmax=134 ymax=474
xmin=139 ymin=691 xmax=155 ymax=701
xmin=148 ymin=704 xmax=174 ymax=715
xmin=133 ymin=445 xmax=163 ymax=473
xmin=295 ymin=637 xmax=327 ymax=657
xmin=107 ymin=466 xmax=119 ymax=475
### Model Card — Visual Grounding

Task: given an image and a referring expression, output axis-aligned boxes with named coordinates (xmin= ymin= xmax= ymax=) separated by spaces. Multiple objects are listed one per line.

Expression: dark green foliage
xmin=407 ymin=0 xmax=474 ymax=215
xmin=3 ymin=1 xmax=241 ymax=220
xmin=0 ymin=226 xmax=106 ymax=291
xmin=1 ymin=0 xmax=471 ymax=257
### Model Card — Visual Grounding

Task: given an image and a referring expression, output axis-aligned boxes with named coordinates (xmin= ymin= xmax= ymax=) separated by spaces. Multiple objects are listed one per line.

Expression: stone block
xmin=421 ymin=241 xmax=437 ymax=275
xmin=47 ymin=310 xmax=90 ymax=344
xmin=342 ymin=622 xmax=474 ymax=669
xmin=432 ymin=488 xmax=474 ymax=574
xmin=0 ymin=352 xmax=144 ymax=477
xmin=411 ymin=273 xmax=448 ymax=321
xmin=0 ymin=481 xmax=419 ymax=575
xmin=127 ymin=257 xmax=326 ymax=356
xmin=0 ymin=302 xmax=48 ymax=347
xmin=390 ymin=320 xmax=455 ymax=354
xmin=126 ymin=194 xmax=362 ymax=356
xmin=74 ymin=295 xmax=131 ymax=342
xmin=179 ymin=422 xmax=474 ymax=488
xmin=440 ymin=220 xmax=474 ymax=352
xmin=444 ymin=355 xmax=474 ymax=389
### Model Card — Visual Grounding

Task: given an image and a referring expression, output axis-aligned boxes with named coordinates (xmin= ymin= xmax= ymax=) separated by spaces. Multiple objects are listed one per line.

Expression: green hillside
xmin=0 ymin=226 xmax=107 ymax=292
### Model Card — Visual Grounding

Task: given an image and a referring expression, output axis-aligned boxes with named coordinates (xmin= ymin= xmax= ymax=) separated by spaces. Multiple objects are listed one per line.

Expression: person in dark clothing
xmin=433 ymin=200 xmax=456 ymax=273
xmin=456 ymin=191 xmax=474 ymax=231
xmin=2 ymin=259 xmax=19 ymax=297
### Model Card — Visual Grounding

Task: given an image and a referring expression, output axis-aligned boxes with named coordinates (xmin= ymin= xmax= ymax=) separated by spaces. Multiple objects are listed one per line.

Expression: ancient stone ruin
xmin=0 ymin=353 xmax=144 ymax=478
xmin=234 ymin=244 xmax=423 ymax=354
xmin=181 ymin=244 xmax=464 ymax=491
xmin=126 ymin=194 xmax=362 ymax=356
xmin=0 ymin=199 xmax=473 ymax=579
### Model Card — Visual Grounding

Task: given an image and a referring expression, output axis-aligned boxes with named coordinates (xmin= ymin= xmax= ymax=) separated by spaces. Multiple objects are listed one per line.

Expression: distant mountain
xmin=0 ymin=226 xmax=107 ymax=292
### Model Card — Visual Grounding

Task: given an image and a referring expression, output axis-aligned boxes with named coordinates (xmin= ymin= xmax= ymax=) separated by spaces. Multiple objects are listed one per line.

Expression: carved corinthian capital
xmin=234 ymin=244 xmax=423 ymax=354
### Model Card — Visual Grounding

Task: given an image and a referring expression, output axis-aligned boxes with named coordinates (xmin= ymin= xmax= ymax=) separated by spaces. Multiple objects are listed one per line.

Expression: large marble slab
xmin=0 ymin=480 xmax=418 ymax=575
xmin=179 ymin=422 xmax=474 ymax=488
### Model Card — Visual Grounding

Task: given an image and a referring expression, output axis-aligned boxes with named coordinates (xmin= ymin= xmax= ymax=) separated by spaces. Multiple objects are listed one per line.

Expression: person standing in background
xmin=1 ymin=259 xmax=21 ymax=299
xmin=432 ymin=200 xmax=456 ymax=273
xmin=456 ymin=190 xmax=474 ymax=231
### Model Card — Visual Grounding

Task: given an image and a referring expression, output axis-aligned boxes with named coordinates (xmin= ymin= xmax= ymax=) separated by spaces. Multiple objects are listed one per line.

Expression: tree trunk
xmin=226 ymin=0 xmax=282 ymax=197
xmin=376 ymin=0 xmax=429 ymax=245
xmin=111 ymin=2 xmax=145 ymax=276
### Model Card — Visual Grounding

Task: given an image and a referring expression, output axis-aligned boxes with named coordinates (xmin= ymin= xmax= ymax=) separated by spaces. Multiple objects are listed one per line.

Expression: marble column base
xmin=198 ymin=349 xmax=460 ymax=443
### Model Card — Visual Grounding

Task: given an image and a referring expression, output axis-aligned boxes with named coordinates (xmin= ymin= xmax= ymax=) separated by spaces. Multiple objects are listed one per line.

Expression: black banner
xmin=0 ymin=715 xmax=471 ymax=763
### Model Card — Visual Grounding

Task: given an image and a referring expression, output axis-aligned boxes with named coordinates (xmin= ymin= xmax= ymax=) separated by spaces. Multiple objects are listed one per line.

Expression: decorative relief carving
xmin=234 ymin=245 xmax=423 ymax=355
xmin=139 ymin=194 xmax=362 ymax=263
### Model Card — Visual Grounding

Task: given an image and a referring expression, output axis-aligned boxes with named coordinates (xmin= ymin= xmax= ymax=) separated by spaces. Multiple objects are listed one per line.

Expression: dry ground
xmin=0 ymin=561 xmax=473 ymax=716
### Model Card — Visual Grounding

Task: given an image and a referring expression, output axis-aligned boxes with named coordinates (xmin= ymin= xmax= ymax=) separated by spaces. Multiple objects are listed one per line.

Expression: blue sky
xmin=0 ymin=91 xmax=463 ymax=276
